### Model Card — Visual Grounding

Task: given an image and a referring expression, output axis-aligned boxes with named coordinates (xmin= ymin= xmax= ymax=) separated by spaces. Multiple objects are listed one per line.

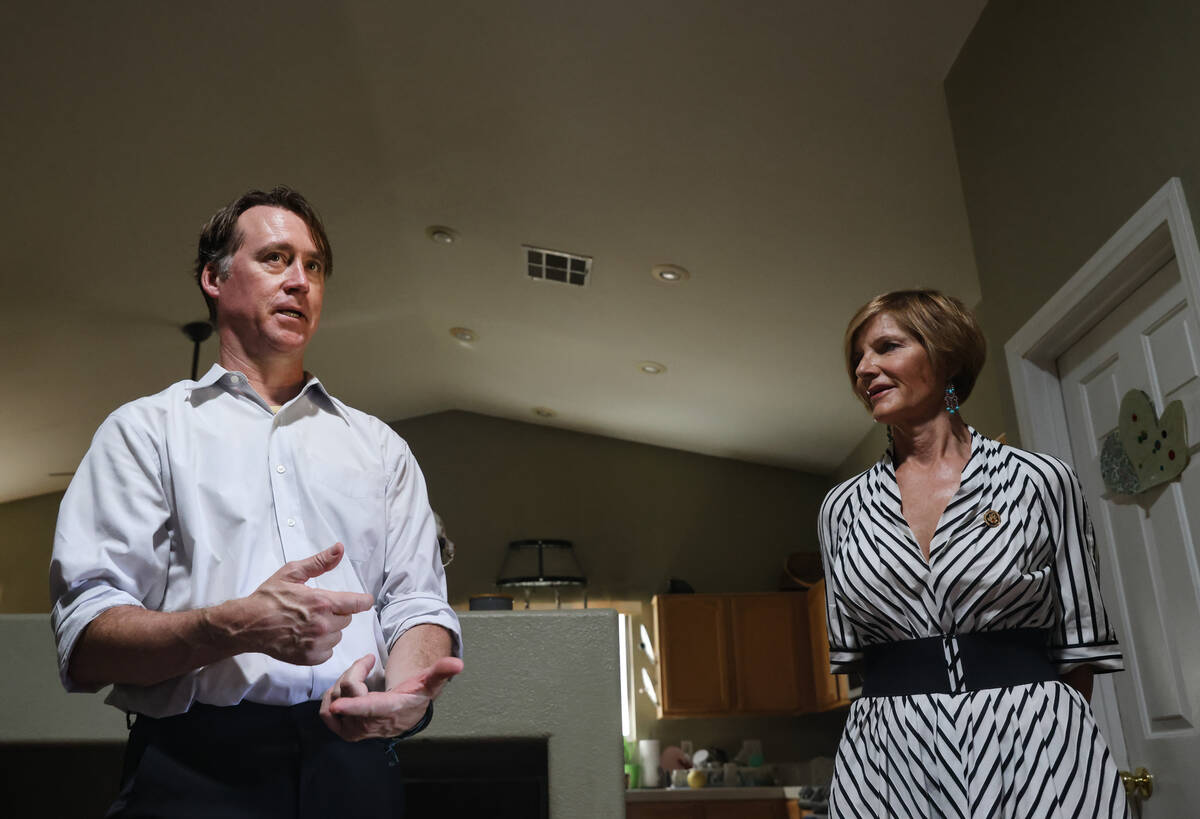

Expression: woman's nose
xmin=855 ymin=352 xmax=877 ymax=378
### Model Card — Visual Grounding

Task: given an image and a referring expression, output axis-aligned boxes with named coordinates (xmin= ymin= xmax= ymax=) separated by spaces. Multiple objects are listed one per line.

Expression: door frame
xmin=1004 ymin=176 xmax=1200 ymax=767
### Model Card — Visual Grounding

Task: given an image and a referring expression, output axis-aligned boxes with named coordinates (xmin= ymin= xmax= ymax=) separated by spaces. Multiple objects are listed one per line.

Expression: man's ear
xmin=200 ymin=264 xmax=223 ymax=300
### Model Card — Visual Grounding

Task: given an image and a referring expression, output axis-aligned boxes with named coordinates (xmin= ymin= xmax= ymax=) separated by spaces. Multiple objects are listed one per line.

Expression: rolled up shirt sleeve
xmin=49 ymin=407 xmax=173 ymax=692
xmin=1043 ymin=458 xmax=1123 ymax=674
xmin=377 ymin=438 xmax=462 ymax=657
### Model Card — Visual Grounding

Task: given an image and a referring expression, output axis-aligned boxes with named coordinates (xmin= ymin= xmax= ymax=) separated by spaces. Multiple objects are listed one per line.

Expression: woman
xmin=819 ymin=290 xmax=1127 ymax=818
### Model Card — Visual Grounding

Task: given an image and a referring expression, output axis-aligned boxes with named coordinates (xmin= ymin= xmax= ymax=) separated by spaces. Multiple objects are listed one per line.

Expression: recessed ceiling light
xmin=637 ymin=361 xmax=667 ymax=375
xmin=427 ymin=225 xmax=459 ymax=245
xmin=532 ymin=406 xmax=557 ymax=418
xmin=651 ymin=264 xmax=690 ymax=284
xmin=449 ymin=326 xmax=476 ymax=342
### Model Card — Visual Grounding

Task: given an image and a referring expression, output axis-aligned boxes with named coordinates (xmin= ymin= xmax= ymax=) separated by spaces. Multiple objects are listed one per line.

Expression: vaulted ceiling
xmin=0 ymin=0 xmax=985 ymax=502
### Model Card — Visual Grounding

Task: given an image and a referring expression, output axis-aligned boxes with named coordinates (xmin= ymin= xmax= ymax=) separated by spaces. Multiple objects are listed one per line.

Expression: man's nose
xmin=282 ymin=260 xmax=310 ymax=291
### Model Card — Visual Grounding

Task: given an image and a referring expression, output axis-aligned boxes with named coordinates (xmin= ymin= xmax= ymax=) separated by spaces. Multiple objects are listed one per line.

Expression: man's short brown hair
xmin=194 ymin=186 xmax=333 ymax=322
xmin=843 ymin=289 xmax=986 ymax=406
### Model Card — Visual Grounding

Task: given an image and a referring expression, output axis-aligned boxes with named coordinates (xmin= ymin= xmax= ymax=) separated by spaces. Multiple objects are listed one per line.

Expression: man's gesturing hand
xmin=319 ymin=654 xmax=464 ymax=741
xmin=222 ymin=543 xmax=374 ymax=665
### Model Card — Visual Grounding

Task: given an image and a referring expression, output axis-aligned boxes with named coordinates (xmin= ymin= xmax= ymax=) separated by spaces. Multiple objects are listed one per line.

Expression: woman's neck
xmin=891 ymin=412 xmax=971 ymax=467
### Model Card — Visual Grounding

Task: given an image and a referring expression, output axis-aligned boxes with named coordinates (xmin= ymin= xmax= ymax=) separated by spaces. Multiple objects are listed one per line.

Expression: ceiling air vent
xmin=524 ymin=245 xmax=591 ymax=287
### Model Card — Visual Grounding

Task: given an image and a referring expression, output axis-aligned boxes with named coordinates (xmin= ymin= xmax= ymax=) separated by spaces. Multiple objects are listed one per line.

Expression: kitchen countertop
xmin=627 ymin=786 xmax=806 ymax=802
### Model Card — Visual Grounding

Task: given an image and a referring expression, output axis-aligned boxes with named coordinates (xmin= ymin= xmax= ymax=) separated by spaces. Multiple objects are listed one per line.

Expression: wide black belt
xmin=861 ymin=628 xmax=1058 ymax=697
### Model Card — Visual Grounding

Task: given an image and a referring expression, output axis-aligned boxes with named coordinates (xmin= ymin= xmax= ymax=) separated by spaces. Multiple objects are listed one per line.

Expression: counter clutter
xmin=624 ymin=738 xmax=832 ymax=816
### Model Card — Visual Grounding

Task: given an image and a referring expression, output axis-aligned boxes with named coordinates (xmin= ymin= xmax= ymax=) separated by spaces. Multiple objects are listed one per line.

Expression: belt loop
xmin=945 ymin=633 xmax=963 ymax=695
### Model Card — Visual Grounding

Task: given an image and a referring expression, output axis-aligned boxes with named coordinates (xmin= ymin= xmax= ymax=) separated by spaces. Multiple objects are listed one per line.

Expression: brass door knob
xmin=1118 ymin=767 xmax=1154 ymax=800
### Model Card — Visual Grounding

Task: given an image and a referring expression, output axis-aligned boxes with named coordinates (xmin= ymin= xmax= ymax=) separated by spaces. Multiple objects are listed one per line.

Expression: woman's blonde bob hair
xmin=844 ymin=289 xmax=986 ymax=407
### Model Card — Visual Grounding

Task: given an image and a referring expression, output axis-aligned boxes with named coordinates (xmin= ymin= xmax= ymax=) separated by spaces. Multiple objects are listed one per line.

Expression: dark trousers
xmin=108 ymin=701 xmax=398 ymax=818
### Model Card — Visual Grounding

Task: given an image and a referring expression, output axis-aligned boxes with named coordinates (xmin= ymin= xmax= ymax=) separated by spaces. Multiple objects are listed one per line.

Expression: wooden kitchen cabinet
xmin=704 ymin=799 xmax=788 ymax=819
xmin=730 ymin=593 xmax=810 ymax=713
xmin=626 ymin=799 xmax=788 ymax=819
xmin=653 ymin=587 xmax=850 ymax=718
xmin=653 ymin=594 xmax=733 ymax=715
xmin=625 ymin=802 xmax=701 ymax=819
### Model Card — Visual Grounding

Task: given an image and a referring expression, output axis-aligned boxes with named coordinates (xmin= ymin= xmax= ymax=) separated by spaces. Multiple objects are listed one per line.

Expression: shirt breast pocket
xmin=304 ymin=453 xmax=386 ymax=500
xmin=300 ymin=454 xmax=387 ymax=579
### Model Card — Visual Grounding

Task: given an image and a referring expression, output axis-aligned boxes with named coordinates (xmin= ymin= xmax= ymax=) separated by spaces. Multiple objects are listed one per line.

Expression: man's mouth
xmin=278 ymin=309 xmax=305 ymax=320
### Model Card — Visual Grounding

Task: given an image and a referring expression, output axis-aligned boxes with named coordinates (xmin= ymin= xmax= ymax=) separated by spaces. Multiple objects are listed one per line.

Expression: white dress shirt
xmin=50 ymin=364 xmax=461 ymax=718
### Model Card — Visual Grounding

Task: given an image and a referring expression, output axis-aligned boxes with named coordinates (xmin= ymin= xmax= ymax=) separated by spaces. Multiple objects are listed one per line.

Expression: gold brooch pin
xmin=983 ymin=509 xmax=1001 ymax=527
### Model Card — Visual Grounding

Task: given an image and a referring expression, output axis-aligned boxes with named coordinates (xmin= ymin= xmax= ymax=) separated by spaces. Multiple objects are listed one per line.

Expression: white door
xmin=1058 ymin=256 xmax=1200 ymax=816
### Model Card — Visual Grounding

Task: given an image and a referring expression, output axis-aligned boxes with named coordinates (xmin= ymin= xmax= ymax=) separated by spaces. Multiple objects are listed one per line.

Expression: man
xmin=49 ymin=186 xmax=463 ymax=817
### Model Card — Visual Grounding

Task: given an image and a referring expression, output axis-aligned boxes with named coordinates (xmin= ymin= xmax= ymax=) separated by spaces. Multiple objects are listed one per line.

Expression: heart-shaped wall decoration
xmin=1100 ymin=389 xmax=1190 ymax=495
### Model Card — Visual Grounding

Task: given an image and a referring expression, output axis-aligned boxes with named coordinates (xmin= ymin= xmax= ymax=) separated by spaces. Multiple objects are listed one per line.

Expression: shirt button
xmin=276 ymin=465 xmax=286 ymax=474
xmin=229 ymin=375 xmax=241 ymax=384
xmin=287 ymin=518 xmax=296 ymax=527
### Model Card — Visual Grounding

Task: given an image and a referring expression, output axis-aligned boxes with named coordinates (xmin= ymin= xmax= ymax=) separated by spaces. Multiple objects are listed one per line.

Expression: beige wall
xmin=390 ymin=410 xmax=844 ymax=761
xmin=390 ymin=410 xmax=832 ymax=607
xmin=0 ymin=491 xmax=63 ymax=613
xmin=945 ymin=0 xmax=1200 ymax=445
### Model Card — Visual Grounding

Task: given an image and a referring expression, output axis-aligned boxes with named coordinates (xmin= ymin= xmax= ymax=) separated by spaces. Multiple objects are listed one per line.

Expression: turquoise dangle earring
xmin=944 ymin=383 xmax=959 ymax=415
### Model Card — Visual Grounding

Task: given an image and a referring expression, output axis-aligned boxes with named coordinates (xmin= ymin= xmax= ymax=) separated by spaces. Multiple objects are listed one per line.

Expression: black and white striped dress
xmin=819 ymin=428 xmax=1127 ymax=818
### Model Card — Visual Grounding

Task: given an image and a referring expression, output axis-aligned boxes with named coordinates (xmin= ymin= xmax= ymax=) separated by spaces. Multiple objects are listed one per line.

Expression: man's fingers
xmin=281 ymin=543 xmax=345 ymax=582
xmin=329 ymin=690 xmax=422 ymax=719
xmin=334 ymin=654 xmax=374 ymax=698
xmin=319 ymin=708 xmax=344 ymax=737
xmin=392 ymin=656 xmax=465 ymax=696
xmin=328 ymin=591 xmax=374 ymax=616
xmin=344 ymin=653 xmax=375 ymax=682
xmin=422 ymin=656 xmax=465 ymax=690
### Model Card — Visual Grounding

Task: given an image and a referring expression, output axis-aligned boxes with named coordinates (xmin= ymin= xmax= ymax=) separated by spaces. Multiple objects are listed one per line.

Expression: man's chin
xmin=261 ymin=331 xmax=311 ymax=358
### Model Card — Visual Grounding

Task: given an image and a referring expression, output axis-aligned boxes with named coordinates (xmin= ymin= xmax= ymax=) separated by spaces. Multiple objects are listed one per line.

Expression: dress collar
xmin=870 ymin=425 xmax=997 ymax=554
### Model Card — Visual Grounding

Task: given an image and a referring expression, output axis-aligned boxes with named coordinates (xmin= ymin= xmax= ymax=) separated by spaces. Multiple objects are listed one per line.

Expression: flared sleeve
xmin=1041 ymin=456 xmax=1123 ymax=674
xmin=819 ymin=478 xmax=864 ymax=673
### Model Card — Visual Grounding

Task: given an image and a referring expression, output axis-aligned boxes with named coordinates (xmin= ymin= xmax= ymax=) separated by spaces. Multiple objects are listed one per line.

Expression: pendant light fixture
xmin=181 ymin=321 xmax=213 ymax=380
xmin=496 ymin=539 xmax=587 ymax=609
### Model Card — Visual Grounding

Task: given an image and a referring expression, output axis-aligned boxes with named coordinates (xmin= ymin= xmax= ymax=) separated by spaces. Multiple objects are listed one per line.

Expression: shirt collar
xmin=190 ymin=363 xmax=348 ymax=422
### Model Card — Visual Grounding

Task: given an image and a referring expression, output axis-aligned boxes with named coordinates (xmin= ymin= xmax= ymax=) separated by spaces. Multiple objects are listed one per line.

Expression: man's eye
xmin=266 ymin=252 xmax=283 ymax=263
